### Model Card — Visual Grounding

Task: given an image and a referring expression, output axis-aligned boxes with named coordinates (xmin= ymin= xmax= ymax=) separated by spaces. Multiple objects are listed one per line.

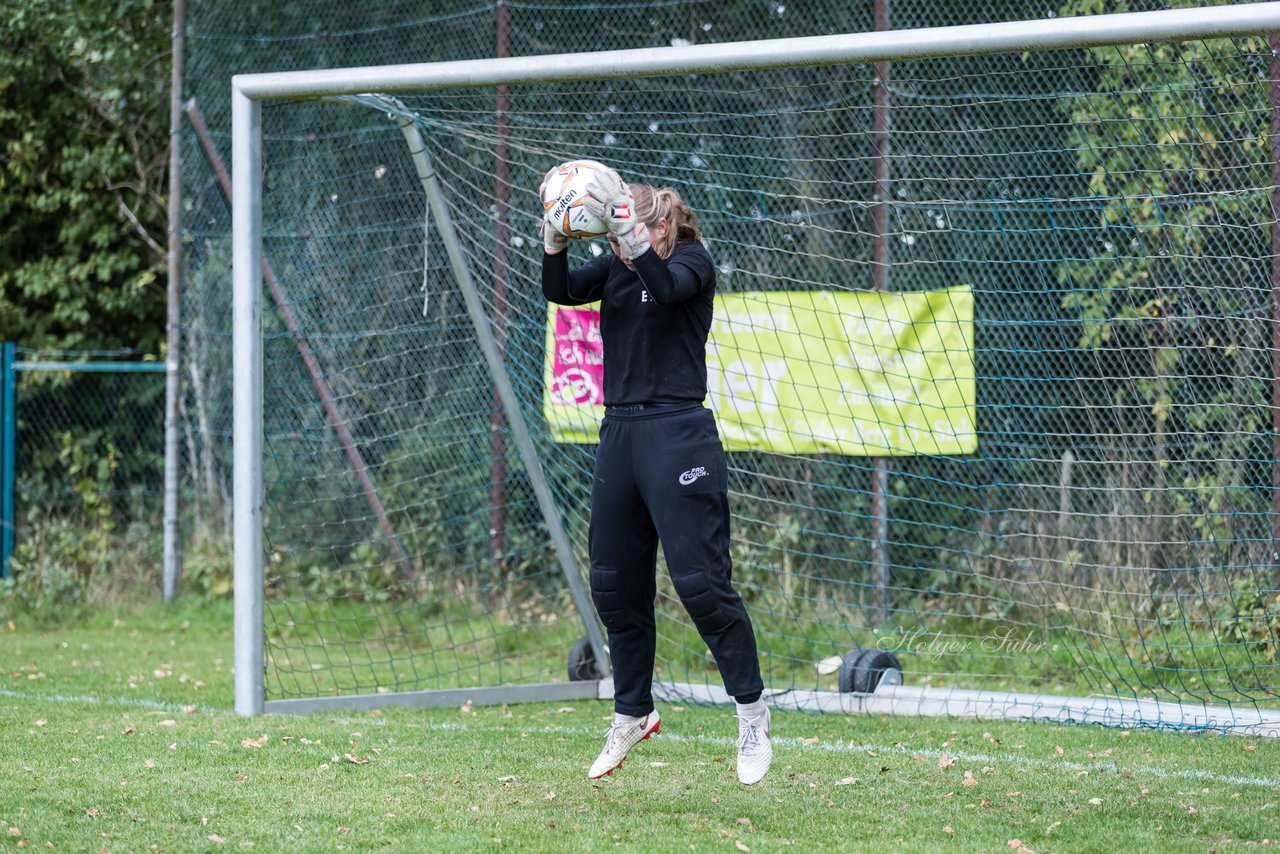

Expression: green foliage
xmin=1056 ymin=0 xmax=1270 ymax=414
xmin=177 ymin=537 xmax=234 ymax=598
xmin=1217 ymin=583 xmax=1280 ymax=662
xmin=0 ymin=0 xmax=169 ymax=351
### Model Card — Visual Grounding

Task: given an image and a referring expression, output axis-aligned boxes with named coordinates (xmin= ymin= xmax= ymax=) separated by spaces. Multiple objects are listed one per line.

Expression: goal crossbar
xmin=232 ymin=3 xmax=1280 ymax=99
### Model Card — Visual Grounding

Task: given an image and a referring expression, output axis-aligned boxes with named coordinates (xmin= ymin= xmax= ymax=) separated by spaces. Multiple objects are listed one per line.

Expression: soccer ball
xmin=543 ymin=160 xmax=611 ymax=239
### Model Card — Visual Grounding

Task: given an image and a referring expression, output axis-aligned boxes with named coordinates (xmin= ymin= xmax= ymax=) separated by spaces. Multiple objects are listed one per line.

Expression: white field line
xmin=427 ymin=721 xmax=1280 ymax=790
xmin=0 ymin=687 xmax=205 ymax=713
xmin=5 ymin=689 xmax=1277 ymax=789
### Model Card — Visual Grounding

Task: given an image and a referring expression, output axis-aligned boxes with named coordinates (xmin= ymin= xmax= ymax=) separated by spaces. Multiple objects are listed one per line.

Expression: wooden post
xmin=489 ymin=0 xmax=513 ymax=593
xmin=870 ymin=0 xmax=892 ymax=625
xmin=186 ymin=100 xmax=415 ymax=584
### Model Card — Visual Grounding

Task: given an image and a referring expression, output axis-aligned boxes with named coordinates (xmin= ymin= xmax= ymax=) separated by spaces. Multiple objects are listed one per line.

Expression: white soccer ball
xmin=543 ymin=159 xmax=611 ymax=239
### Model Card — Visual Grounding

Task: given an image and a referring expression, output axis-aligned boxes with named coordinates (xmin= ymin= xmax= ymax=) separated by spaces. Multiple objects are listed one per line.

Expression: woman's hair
xmin=631 ymin=184 xmax=702 ymax=258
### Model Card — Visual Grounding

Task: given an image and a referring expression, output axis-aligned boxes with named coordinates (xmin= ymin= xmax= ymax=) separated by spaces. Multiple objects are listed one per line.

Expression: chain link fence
xmin=1 ymin=348 xmax=166 ymax=582
xmin=180 ymin=0 xmax=1280 ymax=718
xmin=180 ymin=0 xmax=1095 ymax=542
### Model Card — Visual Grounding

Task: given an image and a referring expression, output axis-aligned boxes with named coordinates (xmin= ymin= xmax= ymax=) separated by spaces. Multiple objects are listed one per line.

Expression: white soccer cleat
xmin=736 ymin=705 xmax=772 ymax=785
xmin=588 ymin=712 xmax=661 ymax=779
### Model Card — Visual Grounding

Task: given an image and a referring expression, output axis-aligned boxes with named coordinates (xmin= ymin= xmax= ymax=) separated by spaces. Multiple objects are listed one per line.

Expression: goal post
xmin=233 ymin=3 xmax=1280 ymax=735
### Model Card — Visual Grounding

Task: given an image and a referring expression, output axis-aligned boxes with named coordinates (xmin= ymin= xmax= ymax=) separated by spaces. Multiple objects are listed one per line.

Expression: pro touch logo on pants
xmin=679 ymin=466 xmax=709 ymax=486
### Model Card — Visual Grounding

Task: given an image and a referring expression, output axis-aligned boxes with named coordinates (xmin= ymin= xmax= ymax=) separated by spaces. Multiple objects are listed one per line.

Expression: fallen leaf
xmin=835 ymin=777 xmax=858 ymax=786
xmin=556 ymin=707 xmax=575 ymax=713
xmin=33 ymin=719 xmax=46 ymax=728
xmin=802 ymin=737 xmax=819 ymax=745
xmin=158 ymin=720 xmax=177 ymax=728
xmin=735 ymin=842 xmax=750 ymax=852
xmin=1053 ymin=746 xmax=1064 ymax=757
xmin=498 ymin=775 xmax=517 ymax=783
xmin=344 ymin=754 xmax=369 ymax=765
xmin=122 ymin=727 xmax=135 ymax=736
xmin=242 ymin=735 xmax=268 ymax=749
xmin=1088 ymin=797 xmax=1102 ymax=806
xmin=337 ymin=827 xmax=351 ymax=834
xmin=944 ymin=826 xmax=955 ymax=835
xmin=86 ymin=808 xmax=101 ymax=817
xmin=963 ymin=771 xmax=978 ymax=787
xmin=938 ymin=753 xmax=956 ymax=769
xmin=459 ymin=700 xmax=474 ymax=714
xmin=207 ymin=834 xmax=225 ymax=844
xmin=544 ymin=791 xmax=556 ymax=800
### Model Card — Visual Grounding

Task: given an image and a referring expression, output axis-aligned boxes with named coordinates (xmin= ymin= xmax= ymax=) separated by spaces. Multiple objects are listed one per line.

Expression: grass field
xmin=1 ymin=601 xmax=1278 ymax=852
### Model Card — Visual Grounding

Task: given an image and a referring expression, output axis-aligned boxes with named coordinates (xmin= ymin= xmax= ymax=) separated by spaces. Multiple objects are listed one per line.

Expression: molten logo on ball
xmin=543 ymin=160 xmax=611 ymax=239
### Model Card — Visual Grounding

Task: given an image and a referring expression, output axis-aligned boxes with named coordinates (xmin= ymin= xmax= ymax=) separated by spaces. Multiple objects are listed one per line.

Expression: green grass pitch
xmin=0 ymin=602 xmax=1276 ymax=852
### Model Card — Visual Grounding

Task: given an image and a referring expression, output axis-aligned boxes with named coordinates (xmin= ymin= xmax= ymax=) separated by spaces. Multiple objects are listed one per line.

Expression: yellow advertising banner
xmin=543 ymin=285 xmax=976 ymax=456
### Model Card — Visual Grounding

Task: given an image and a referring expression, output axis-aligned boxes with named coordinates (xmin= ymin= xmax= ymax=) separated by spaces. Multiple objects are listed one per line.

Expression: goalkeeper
xmin=541 ymin=165 xmax=772 ymax=786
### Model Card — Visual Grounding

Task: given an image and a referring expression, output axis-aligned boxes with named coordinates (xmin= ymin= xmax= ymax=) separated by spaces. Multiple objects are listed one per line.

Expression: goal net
xmin=229 ymin=5 xmax=1280 ymax=734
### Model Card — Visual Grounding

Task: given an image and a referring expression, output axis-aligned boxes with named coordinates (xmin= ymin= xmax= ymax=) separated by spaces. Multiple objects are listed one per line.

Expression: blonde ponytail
xmin=630 ymin=184 xmax=702 ymax=259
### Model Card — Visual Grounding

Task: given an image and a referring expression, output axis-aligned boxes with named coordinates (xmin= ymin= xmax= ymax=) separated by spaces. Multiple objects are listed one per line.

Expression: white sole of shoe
xmin=587 ymin=718 xmax=661 ymax=779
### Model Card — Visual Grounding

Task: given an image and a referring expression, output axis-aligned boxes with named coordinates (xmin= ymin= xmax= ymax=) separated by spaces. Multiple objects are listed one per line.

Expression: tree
xmin=1056 ymin=0 xmax=1272 ymax=566
xmin=0 ymin=0 xmax=170 ymax=352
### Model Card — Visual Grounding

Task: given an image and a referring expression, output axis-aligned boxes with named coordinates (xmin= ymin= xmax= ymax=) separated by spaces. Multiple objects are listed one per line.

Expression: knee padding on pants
xmin=671 ymin=570 xmax=732 ymax=635
xmin=590 ymin=565 xmax=625 ymax=628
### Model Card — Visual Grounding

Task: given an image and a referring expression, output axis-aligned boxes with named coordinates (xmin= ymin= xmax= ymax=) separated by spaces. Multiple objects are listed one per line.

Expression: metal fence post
xmin=1 ymin=342 xmax=16 ymax=580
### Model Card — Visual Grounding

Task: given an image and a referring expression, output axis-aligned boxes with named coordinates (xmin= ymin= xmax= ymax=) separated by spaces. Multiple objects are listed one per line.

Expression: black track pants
xmin=588 ymin=404 xmax=764 ymax=717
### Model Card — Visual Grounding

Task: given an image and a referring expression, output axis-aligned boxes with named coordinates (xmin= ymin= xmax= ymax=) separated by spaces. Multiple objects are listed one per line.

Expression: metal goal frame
xmin=233 ymin=3 xmax=1280 ymax=733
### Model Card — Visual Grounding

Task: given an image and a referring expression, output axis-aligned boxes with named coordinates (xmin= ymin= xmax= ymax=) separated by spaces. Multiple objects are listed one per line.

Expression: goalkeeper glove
xmin=585 ymin=169 xmax=651 ymax=260
xmin=539 ymin=164 xmax=559 ymax=201
xmin=542 ymin=220 xmax=569 ymax=255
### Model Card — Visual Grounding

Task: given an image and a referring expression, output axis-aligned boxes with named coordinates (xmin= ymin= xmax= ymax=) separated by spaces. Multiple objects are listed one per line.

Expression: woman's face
xmin=609 ymin=217 xmax=670 ymax=269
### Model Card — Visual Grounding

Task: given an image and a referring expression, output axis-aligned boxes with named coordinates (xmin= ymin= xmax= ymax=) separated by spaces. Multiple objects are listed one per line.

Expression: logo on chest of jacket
xmin=678 ymin=466 xmax=709 ymax=486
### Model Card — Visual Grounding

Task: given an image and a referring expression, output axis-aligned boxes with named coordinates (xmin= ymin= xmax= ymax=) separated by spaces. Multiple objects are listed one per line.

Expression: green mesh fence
xmin=5 ymin=350 xmax=166 ymax=580
xmin=186 ymin=1 xmax=1280 ymax=730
